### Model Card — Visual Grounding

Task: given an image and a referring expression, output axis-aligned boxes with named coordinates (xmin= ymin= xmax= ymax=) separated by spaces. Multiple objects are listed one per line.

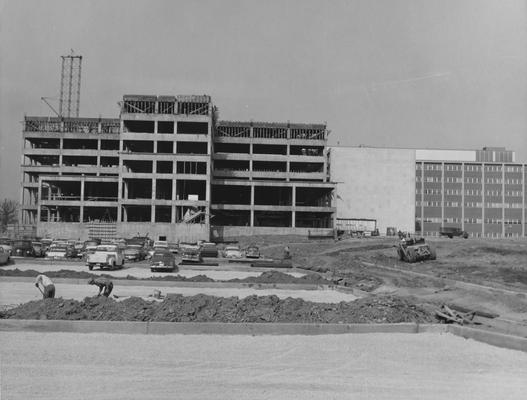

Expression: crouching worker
xmin=88 ymin=277 xmax=113 ymax=297
xmin=35 ymin=274 xmax=55 ymax=299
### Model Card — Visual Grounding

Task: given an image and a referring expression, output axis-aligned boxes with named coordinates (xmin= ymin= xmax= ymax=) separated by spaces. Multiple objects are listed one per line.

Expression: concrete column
xmin=80 ymin=178 xmax=85 ymax=223
xmin=171 ymin=179 xmax=177 ymax=224
xmin=37 ymin=177 xmax=42 ymax=224
xmin=152 ymin=179 xmax=156 ymax=223
xmin=117 ymin=138 xmax=124 ymax=222
xmin=250 ymin=185 xmax=255 ymax=227
xmin=59 ymin=138 xmax=63 ymax=168
xmin=291 ymin=185 xmax=296 ymax=228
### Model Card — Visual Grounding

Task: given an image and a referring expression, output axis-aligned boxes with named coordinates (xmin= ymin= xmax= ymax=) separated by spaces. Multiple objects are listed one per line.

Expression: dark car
xmin=150 ymin=250 xmax=178 ymax=272
xmin=31 ymin=241 xmax=45 ymax=257
xmin=439 ymin=227 xmax=469 ymax=239
xmin=123 ymin=245 xmax=146 ymax=262
xmin=12 ymin=240 xmax=35 ymax=257
xmin=245 ymin=244 xmax=260 ymax=259
xmin=200 ymin=242 xmax=218 ymax=258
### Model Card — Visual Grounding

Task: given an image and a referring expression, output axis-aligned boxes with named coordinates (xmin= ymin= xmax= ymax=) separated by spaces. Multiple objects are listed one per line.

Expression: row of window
xmin=418 ymin=189 xmax=525 ymax=196
xmin=419 ymin=218 xmax=524 ymax=225
xmin=417 ymin=201 xmax=524 ymax=208
xmin=416 ymin=164 xmax=526 ymax=173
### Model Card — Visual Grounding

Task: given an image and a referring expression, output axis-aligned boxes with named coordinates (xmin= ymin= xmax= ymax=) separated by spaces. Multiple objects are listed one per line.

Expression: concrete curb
xmin=0 ymin=320 xmax=432 ymax=335
xmin=447 ymin=325 xmax=527 ymax=352
xmin=0 ymin=276 xmax=332 ymax=291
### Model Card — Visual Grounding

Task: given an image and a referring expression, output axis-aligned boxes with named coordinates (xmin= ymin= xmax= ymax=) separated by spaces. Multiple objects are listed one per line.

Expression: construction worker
xmin=283 ymin=245 xmax=291 ymax=260
xmin=35 ymin=274 xmax=55 ymax=299
xmin=88 ymin=277 xmax=114 ymax=297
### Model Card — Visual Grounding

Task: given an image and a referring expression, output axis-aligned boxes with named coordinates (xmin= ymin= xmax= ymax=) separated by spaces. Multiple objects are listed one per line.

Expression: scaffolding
xmin=59 ymin=52 xmax=82 ymax=118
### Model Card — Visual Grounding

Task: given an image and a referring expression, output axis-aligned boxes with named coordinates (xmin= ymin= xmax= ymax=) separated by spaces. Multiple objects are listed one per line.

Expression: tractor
xmin=397 ymin=237 xmax=436 ymax=263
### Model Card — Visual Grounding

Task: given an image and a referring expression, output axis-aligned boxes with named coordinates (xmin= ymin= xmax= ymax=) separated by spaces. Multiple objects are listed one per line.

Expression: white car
xmin=224 ymin=246 xmax=242 ymax=259
xmin=86 ymin=245 xmax=125 ymax=270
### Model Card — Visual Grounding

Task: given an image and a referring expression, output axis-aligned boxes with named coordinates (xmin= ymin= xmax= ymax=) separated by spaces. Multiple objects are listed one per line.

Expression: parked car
xmin=153 ymin=240 xmax=168 ymax=248
xmin=0 ymin=246 xmax=10 ymax=265
xmin=86 ymin=244 xmax=125 ymax=270
xmin=167 ymin=242 xmax=179 ymax=254
xmin=200 ymin=242 xmax=218 ymax=258
xmin=150 ymin=250 xmax=178 ymax=272
xmin=46 ymin=244 xmax=77 ymax=259
xmin=245 ymin=244 xmax=260 ymax=259
xmin=31 ymin=241 xmax=45 ymax=257
xmin=180 ymin=244 xmax=203 ymax=263
xmin=0 ymin=238 xmax=12 ymax=257
xmin=439 ymin=227 xmax=469 ymax=239
xmin=12 ymin=240 xmax=35 ymax=257
xmin=40 ymin=238 xmax=53 ymax=254
xmin=123 ymin=244 xmax=146 ymax=262
xmin=224 ymin=245 xmax=242 ymax=259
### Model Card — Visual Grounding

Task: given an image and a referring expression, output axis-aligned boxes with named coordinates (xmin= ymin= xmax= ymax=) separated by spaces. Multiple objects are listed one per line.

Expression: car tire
xmin=88 ymin=264 xmax=94 ymax=271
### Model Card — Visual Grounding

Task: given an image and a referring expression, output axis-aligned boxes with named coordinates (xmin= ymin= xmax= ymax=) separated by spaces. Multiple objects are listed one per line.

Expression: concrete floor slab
xmin=0 ymin=281 xmax=356 ymax=306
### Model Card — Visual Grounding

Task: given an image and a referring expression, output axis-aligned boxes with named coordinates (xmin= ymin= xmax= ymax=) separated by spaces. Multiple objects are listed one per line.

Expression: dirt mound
xmin=229 ymin=271 xmax=331 ymax=285
xmin=1 ymin=294 xmax=435 ymax=324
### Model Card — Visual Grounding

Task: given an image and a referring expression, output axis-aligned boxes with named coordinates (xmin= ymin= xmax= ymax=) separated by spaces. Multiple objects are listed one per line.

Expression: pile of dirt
xmin=1 ymin=294 xmax=435 ymax=323
xmin=0 ymin=269 xmax=327 ymax=284
xmin=229 ymin=271 xmax=331 ymax=285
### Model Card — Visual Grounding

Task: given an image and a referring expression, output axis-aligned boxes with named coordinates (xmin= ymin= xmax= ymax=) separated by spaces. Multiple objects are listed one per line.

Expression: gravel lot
xmin=1 ymin=331 xmax=526 ymax=400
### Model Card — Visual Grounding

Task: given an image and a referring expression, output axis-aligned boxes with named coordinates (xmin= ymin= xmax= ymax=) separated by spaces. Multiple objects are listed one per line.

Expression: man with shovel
xmin=88 ymin=277 xmax=113 ymax=297
xmin=35 ymin=274 xmax=55 ymax=299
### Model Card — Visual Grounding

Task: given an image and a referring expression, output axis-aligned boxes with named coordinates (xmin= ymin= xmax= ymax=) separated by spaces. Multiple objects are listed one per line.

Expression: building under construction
xmin=21 ymin=95 xmax=336 ymax=241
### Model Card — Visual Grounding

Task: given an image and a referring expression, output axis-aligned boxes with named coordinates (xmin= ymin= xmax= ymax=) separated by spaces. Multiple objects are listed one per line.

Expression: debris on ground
xmin=435 ymin=304 xmax=477 ymax=325
xmin=1 ymin=294 xmax=435 ymax=324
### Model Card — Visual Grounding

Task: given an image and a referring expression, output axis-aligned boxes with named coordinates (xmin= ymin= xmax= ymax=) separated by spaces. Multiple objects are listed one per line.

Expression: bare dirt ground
xmin=1 ymin=236 xmax=527 ymax=329
xmin=1 ymin=331 xmax=526 ymax=400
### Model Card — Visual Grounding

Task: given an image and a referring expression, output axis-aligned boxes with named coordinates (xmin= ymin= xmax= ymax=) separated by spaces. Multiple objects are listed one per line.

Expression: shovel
xmin=36 ymin=285 xmax=44 ymax=297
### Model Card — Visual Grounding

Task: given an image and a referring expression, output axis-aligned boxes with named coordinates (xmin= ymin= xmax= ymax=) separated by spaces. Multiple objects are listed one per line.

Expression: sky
xmin=1 ymin=0 xmax=526 ymax=201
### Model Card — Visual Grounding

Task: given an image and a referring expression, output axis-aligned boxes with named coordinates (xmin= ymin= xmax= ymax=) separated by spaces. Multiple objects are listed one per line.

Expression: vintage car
xmin=245 ymin=244 xmax=260 ymax=259
xmin=11 ymin=240 xmax=35 ymax=257
xmin=167 ymin=242 xmax=179 ymax=254
xmin=80 ymin=239 xmax=101 ymax=259
xmin=123 ymin=244 xmax=146 ymax=262
xmin=224 ymin=245 xmax=242 ymax=259
xmin=150 ymin=250 xmax=178 ymax=272
xmin=0 ymin=237 xmax=12 ymax=257
xmin=199 ymin=242 xmax=218 ymax=258
xmin=86 ymin=245 xmax=125 ymax=270
xmin=180 ymin=244 xmax=203 ymax=263
xmin=0 ymin=246 xmax=10 ymax=265
xmin=46 ymin=244 xmax=77 ymax=259
xmin=31 ymin=241 xmax=45 ymax=257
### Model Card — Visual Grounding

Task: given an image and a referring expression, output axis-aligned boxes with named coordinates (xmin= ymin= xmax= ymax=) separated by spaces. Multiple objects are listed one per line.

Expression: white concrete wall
xmin=416 ymin=149 xmax=476 ymax=161
xmin=37 ymin=222 xmax=209 ymax=242
xmin=330 ymin=147 xmax=416 ymax=234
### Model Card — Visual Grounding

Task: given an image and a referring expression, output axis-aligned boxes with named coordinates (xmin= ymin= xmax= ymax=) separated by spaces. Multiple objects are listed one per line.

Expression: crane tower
xmin=59 ymin=52 xmax=82 ymax=118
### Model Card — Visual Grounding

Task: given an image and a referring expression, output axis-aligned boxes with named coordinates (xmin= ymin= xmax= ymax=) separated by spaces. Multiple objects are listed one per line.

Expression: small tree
xmin=0 ymin=199 xmax=19 ymax=232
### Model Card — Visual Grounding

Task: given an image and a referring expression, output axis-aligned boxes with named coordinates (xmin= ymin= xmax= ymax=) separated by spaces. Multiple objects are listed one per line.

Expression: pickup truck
xmin=86 ymin=245 xmax=125 ymax=270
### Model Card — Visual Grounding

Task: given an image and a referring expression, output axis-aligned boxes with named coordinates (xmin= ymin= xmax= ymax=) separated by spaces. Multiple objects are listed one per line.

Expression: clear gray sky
xmin=1 ymin=0 xmax=526 ymax=201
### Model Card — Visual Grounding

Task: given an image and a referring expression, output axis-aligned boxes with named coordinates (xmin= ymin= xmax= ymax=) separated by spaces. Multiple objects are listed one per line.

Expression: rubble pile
xmin=1 ymin=294 xmax=435 ymax=323
xmin=231 ymin=271 xmax=331 ymax=285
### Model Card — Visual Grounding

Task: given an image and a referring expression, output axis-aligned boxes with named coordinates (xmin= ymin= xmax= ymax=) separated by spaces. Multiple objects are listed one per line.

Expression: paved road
xmin=1 ymin=331 xmax=526 ymax=400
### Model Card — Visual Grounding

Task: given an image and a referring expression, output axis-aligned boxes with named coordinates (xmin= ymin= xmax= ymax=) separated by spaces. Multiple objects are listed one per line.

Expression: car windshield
xmin=96 ymin=246 xmax=116 ymax=252
xmin=152 ymin=252 xmax=171 ymax=260
xmin=126 ymin=245 xmax=141 ymax=250
xmin=51 ymin=247 xmax=67 ymax=251
xmin=13 ymin=241 xmax=30 ymax=247
xmin=226 ymin=247 xmax=239 ymax=251
xmin=32 ymin=243 xmax=42 ymax=247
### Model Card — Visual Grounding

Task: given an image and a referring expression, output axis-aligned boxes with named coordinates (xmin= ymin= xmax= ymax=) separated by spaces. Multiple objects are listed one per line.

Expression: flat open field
xmin=1 ymin=331 xmax=526 ymax=400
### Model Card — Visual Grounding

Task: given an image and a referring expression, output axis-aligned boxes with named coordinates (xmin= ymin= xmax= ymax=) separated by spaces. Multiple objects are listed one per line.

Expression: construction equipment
xmin=397 ymin=237 xmax=436 ymax=263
